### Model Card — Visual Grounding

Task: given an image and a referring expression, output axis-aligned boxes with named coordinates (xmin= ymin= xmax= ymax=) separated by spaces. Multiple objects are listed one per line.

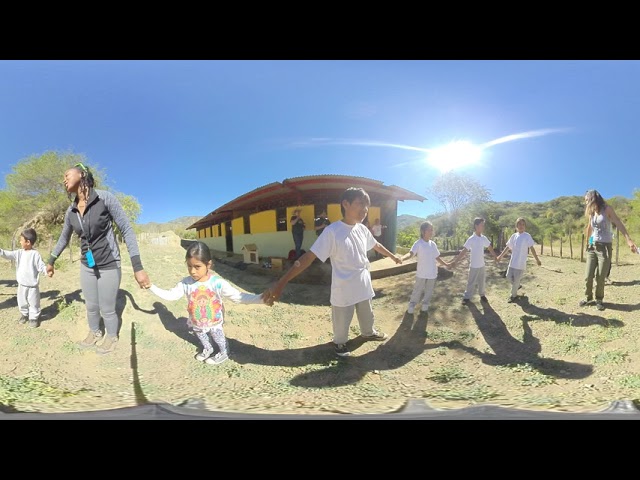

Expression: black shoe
xmin=18 ymin=315 xmax=28 ymax=324
xmin=461 ymin=298 xmax=470 ymax=305
xmin=579 ymin=298 xmax=593 ymax=307
xmin=507 ymin=296 xmax=517 ymax=303
xmin=334 ymin=343 xmax=350 ymax=357
xmin=480 ymin=295 xmax=488 ymax=303
xmin=28 ymin=319 xmax=40 ymax=328
xmin=596 ymin=301 xmax=605 ymax=311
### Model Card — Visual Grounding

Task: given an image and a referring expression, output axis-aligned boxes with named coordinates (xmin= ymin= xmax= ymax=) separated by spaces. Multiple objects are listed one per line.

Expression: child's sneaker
xmin=18 ymin=315 xmax=28 ymax=324
xmin=361 ymin=330 xmax=387 ymax=342
xmin=407 ymin=304 xmax=415 ymax=314
xmin=461 ymin=298 xmax=470 ymax=305
xmin=507 ymin=296 xmax=517 ymax=303
xmin=195 ymin=347 xmax=214 ymax=361
xmin=28 ymin=319 xmax=40 ymax=328
xmin=480 ymin=295 xmax=488 ymax=303
xmin=205 ymin=352 xmax=229 ymax=365
xmin=334 ymin=343 xmax=350 ymax=357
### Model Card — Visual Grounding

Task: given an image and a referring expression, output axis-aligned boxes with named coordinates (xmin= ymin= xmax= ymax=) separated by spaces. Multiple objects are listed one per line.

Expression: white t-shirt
xmin=371 ymin=224 xmax=383 ymax=237
xmin=0 ymin=248 xmax=47 ymax=287
xmin=410 ymin=238 xmax=440 ymax=280
xmin=506 ymin=232 xmax=535 ymax=270
xmin=463 ymin=234 xmax=491 ymax=269
xmin=310 ymin=221 xmax=376 ymax=307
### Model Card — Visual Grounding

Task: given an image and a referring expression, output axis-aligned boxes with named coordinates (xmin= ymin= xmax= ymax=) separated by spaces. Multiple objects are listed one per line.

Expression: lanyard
xmin=76 ymin=210 xmax=92 ymax=247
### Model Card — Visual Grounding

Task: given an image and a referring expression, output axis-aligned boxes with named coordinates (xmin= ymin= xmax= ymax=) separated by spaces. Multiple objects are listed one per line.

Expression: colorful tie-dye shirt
xmin=150 ymin=274 xmax=263 ymax=331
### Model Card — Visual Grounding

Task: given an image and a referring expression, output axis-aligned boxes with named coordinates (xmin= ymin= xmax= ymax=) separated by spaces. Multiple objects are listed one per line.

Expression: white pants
xmin=17 ymin=284 xmax=41 ymax=320
xmin=331 ymin=299 xmax=376 ymax=345
xmin=506 ymin=267 xmax=524 ymax=298
xmin=463 ymin=267 xmax=486 ymax=299
xmin=408 ymin=277 xmax=436 ymax=311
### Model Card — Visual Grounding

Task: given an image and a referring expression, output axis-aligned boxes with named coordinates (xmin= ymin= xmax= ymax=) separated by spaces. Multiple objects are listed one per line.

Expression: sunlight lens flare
xmin=426 ymin=141 xmax=483 ymax=172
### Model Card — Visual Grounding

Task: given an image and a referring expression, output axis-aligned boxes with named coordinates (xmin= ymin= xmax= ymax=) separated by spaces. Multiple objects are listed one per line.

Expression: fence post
xmin=550 ymin=236 xmax=554 ymax=257
xmin=560 ymin=237 xmax=563 ymax=258
xmin=569 ymin=233 xmax=573 ymax=259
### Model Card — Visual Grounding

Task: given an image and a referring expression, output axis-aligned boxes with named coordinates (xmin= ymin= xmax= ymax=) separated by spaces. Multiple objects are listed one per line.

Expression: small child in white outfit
xmin=0 ymin=228 xmax=49 ymax=328
xmin=450 ymin=217 xmax=499 ymax=304
xmin=401 ymin=221 xmax=452 ymax=314
xmin=497 ymin=217 xmax=541 ymax=302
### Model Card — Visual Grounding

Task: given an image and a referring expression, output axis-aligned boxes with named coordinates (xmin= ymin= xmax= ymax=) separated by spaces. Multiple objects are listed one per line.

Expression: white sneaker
xmin=407 ymin=304 xmax=415 ymax=314
xmin=205 ymin=352 xmax=229 ymax=365
xmin=195 ymin=347 xmax=214 ymax=361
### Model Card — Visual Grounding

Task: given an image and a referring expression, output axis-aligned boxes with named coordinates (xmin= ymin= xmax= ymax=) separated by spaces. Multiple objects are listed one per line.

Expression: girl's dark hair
xmin=70 ymin=163 xmax=95 ymax=201
xmin=585 ymin=189 xmax=606 ymax=217
xmin=473 ymin=217 xmax=485 ymax=227
xmin=340 ymin=187 xmax=370 ymax=216
xmin=21 ymin=228 xmax=37 ymax=245
xmin=185 ymin=241 xmax=212 ymax=264
xmin=420 ymin=221 xmax=433 ymax=236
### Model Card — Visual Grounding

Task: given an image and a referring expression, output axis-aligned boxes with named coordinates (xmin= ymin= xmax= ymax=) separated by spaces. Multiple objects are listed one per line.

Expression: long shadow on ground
xmin=151 ymin=300 xmax=440 ymax=387
xmin=287 ymin=310 xmax=445 ymax=388
xmin=516 ymin=295 xmax=624 ymax=327
xmin=444 ymin=300 xmax=593 ymax=380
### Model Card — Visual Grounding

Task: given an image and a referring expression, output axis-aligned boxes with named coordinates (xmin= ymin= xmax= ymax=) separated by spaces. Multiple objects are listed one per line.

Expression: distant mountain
xmin=137 ymin=216 xmax=202 ymax=234
xmin=397 ymin=214 xmax=425 ymax=230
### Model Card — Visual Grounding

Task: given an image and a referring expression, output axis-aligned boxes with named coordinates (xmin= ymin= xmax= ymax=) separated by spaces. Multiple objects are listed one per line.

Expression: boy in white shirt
xmin=450 ymin=217 xmax=499 ymax=305
xmin=400 ymin=221 xmax=452 ymax=314
xmin=0 ymin=228 xmax=49 ymax=328
xmin=262 ymin=187 xmax=402 ymax=357
xmin=497 ymin=217 xmax=541 ymax=302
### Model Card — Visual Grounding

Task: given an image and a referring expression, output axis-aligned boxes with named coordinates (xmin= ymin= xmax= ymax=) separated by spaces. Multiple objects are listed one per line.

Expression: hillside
xmin=396 ymin=214 xmax=425 ymax=230
xmin=137 ymin=216 xmax=201 ymax=234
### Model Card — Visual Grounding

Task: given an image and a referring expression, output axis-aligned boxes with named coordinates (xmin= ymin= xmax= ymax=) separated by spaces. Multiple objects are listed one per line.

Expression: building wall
xmin=232 ymin=217 xmax=244 ymax=236
xmin=195 ymin=201 xmax=398 ymax=257
xmin=250 ymin=210 xmax=276 ymax=234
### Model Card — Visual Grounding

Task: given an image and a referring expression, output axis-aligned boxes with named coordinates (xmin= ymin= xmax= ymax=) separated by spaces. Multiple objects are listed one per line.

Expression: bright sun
xmin=426 ymin=140 xmax=483 ymax=173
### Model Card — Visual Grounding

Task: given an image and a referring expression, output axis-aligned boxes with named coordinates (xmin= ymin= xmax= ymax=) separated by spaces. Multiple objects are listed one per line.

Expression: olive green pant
xmin=584 ymin=242 xmax=612 ymax=301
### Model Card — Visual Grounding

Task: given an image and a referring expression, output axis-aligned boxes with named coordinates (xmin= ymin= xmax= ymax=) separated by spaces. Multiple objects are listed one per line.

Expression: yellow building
xmin=187 ymin=175 xmax=426 ymax=259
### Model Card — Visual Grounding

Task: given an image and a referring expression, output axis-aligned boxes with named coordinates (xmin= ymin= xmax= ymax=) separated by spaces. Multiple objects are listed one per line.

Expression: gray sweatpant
xmin=331 ymin=299 xmax=376 ymax=345
xmin=463 ymin=266 xmax=486 ymax=300
xmin=408 ymin=277 xmax=436 ymax=311
xmin=506 ymin=267 xmax=525 ymax=298
xmin=80 ymin=264 xmax=122 ymax=337
xmin=17 ymin=284 xmax=41 ymax=320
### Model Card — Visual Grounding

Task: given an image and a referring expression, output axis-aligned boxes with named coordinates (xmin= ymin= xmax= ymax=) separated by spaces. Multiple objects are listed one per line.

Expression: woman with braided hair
xmin=580 ymin=189 xmax=637 ymax=311
xmin=46 ymin=163 xmax=151 ymax=354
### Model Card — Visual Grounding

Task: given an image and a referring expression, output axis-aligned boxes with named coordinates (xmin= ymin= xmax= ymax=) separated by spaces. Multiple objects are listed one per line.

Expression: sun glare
xmin=426 ymin=140 xmax=483 ymax=172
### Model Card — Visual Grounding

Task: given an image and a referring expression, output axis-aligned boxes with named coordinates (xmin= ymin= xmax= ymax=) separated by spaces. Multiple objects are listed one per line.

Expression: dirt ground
xmin=1 ymin=241 xmax=640 ymax=415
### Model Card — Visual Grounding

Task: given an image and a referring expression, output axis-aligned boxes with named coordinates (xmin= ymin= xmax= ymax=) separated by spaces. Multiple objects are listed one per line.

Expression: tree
xmin=113 ymin=192 xmax=142 ymax=242
xmin=428 ymin=171 xmax=491 ymax=218
xmin=1 ymin=150 xmax=140 ymax=246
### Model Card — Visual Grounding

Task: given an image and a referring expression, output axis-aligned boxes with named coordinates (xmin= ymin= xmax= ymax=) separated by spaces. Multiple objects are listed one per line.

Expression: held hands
xmin=46 ymin=264 xmax=55 ymax=278
xmin=392 ymin=254 xmax=402 ymax=265
xmin=135 ymin=270 xmax=151 ymax=289
xmin=261 ymin=283 xmax=282 ymax=306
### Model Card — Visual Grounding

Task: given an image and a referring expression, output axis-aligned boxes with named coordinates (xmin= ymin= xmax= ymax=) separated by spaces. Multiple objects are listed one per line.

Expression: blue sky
xmin=1 ymin=60 xmax=639 ymax=224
